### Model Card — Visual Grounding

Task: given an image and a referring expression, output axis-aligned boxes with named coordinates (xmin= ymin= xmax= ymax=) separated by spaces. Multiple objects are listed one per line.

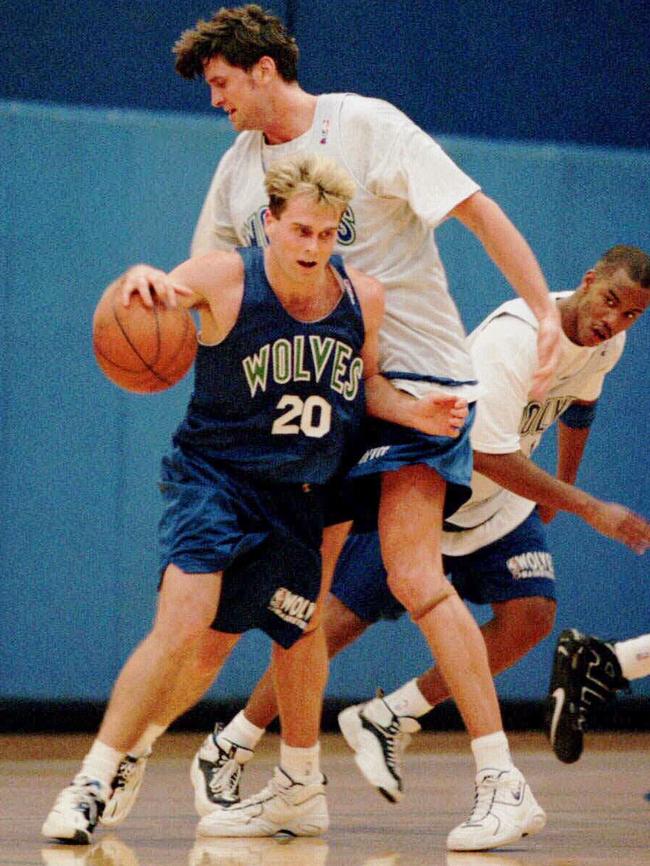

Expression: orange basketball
xmin=92 ymin=284 xmax=197 ymax=393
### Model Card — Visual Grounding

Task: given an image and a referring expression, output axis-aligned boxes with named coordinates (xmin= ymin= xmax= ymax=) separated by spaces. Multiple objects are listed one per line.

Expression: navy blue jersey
xmin=172 ymin=247 xmax=366 ymax=485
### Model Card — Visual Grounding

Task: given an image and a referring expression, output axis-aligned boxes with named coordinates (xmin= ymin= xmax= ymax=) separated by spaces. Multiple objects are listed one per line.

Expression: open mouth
xmin=297 ymin=260 xmax=317 ymax=269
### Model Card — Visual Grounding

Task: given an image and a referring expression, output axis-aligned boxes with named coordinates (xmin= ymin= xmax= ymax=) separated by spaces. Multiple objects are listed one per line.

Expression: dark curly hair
xmin=174 ymin=4 xmax=299 ymax=81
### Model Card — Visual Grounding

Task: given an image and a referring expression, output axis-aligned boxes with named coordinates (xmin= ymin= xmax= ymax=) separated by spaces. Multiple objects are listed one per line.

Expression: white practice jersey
xmin=192 ymin=93 xmax=481 ymax=399
xmin=442 ymin=292 xmax=625 ymax=555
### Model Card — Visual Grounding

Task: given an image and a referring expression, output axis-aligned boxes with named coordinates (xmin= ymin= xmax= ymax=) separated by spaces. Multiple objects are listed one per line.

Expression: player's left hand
xmin=409 ymin=392 xmax=469 ymax=438
xmin=588 ymin=502 xmax=650 ymax=555
xmin=530 ymin=307 xmax=562 ymax=401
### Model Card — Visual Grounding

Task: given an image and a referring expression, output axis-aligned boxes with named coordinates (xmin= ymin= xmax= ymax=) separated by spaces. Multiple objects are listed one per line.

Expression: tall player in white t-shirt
xmin=99 ymin=5 xmax=562 ymax=851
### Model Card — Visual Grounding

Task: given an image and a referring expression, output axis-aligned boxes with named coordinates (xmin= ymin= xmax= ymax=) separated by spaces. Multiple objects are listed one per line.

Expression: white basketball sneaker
xmin=338 ymin=695 xmax=420 ymax=803
xmin=196 ymin=766 xmax=328 ymax=838
xmin=100 ymin=751 xmax=150 ymax=827
xmin=446 ymin=767 xmax=546 ymax=851
xmin=41 ymin=775 xmax=108 ymax=845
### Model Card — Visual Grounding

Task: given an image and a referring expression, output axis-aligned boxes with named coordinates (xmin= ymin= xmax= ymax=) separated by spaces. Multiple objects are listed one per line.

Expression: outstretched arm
xmin=474 ymin=449 xmax=650 ymax=555
xmin=451 ymin=191 xmax=561 ymax=401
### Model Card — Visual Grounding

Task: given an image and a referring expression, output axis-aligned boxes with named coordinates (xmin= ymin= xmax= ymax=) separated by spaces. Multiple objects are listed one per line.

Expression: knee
xmin=150 ymin=605 xmax=216 ymax=657
xmin=385 ymin=564 xmax=445 ymax=613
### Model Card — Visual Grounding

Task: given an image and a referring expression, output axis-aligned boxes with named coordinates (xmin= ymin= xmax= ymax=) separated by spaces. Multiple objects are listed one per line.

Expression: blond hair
xmin=264 ymin=153 xmax=356 ymax=218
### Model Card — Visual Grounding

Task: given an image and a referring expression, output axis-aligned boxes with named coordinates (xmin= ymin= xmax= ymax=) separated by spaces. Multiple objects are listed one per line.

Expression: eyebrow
xmin=292 ymin=222 xmax=338 ymax=231
xmin=608 ymin=287 xmax=644 ymax=314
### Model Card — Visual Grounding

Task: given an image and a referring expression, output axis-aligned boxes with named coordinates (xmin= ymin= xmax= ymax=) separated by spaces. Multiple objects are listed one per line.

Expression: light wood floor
xmin=2 ymin=731 xmax=649 ymax=866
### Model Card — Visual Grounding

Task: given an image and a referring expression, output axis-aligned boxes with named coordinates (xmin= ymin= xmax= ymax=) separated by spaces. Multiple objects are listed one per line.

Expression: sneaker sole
xmin=338 ymin=707 xmax=402 ymax=804
xmin=197 ymin=820 xmax=328 ymax=838
xmin=447 ymin=813 xmax=546 ymax=852
xmin=337 ymin=706 xmax=362 ymax=752
xmin=100 ymin=781 xmax=145 ymax=828
xmin=196 ymin=805 xmax=329 ymax=838
xmin=546 ymin=629 xmax=585 ymax=763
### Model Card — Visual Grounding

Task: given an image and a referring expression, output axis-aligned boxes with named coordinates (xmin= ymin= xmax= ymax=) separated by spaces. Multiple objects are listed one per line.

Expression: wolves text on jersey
xmin=243 ymin=205 xmax=357 ymax=248
xmin=519 ymin=395 xmax=575 ymax=437
xmin=242 ymin=334 xmax=363 ymax=401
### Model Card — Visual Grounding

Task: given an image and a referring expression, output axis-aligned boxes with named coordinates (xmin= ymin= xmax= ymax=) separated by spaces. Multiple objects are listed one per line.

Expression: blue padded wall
xmin=0 ymin=100 xmax=648 ymax=704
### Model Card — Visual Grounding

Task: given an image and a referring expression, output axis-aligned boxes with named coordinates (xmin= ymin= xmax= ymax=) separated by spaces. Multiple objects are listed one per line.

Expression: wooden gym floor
xmin=1 ymin=731 xmax=649 ymax=866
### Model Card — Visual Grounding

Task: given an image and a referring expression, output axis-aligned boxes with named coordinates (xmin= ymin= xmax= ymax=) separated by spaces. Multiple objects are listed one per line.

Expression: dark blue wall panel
xmin=2 ymin=1 xmax=648 ymax=148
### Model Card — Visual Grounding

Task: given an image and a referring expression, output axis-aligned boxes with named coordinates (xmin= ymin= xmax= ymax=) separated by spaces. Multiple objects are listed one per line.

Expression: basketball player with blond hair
xmin=42 ymin=152 xmax=465 ymax=845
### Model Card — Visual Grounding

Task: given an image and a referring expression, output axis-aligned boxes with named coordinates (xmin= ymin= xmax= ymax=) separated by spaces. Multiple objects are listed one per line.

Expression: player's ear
xmin=252 ymin=55 xmax=276 ymax=83
xmin=263 ymin=206 xmax=277 ymax=233
xmin=578 ymin=269 xmax=596 ymax=293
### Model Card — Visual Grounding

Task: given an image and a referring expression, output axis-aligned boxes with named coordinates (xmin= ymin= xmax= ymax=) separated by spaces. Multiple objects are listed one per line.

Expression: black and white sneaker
xmin=338 ymin=693 xmax=420 ymax=803
xmin=42 ymin=775 xmax=108 ymax=844
xmin=545 ymin=628 xmax=629 ymax=763
xmin=191 ymin=723 xmax=254 ymax=816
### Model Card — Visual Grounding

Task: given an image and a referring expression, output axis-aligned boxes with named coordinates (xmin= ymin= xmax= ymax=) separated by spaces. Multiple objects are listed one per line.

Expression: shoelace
xmin=208 ymin=757 xmax=242 ymax=796
xmin=466 ymin=776 xmax=500 ymax=823
xmin=365 ymin=706 xmax=412 ymax=773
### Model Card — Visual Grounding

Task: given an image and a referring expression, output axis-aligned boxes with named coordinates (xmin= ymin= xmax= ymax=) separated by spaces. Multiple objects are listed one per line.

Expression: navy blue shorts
xmin=347 ymin=404 xmax=476 ymax=527
xmin=331 ymin=508 xmax=556 ymax=622
xmin=158 ymin=447 xmax=326 ymax=648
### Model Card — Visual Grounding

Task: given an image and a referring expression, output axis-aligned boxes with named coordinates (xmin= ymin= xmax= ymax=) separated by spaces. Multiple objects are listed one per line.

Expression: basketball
xmin=92 ymin=284 xmax=197 ymax=393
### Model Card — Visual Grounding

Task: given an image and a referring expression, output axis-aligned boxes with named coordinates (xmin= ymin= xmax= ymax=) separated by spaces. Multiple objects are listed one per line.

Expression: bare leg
xmin=418 ymin=596 xmax=556 ymax=706
xmin=99 ymin=564 xmax=237 ymax=752
xmin=147 ymin=629 xmax=244 ymax=730
xmin=378 ymin=464 xmax=501 ymax=739
xmin=272 ymin=625 xmax=328 ymax=747
xmin=217 ymin=521 xmax=354 ymax=731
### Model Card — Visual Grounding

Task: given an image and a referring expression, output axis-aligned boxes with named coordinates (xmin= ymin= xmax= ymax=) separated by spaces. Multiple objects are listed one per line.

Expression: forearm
xmin=556 ymin=420 xmax=591 ymax=484
xmin=474 ymin=449 xmax=596 ymax=520
xmin=364 ymin=374 xmax=418 ymax=427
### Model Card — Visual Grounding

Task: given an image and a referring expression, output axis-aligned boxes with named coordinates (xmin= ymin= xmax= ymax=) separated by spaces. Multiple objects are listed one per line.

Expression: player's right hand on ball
xmin=119 ymin=264 xmax=192 ymax=309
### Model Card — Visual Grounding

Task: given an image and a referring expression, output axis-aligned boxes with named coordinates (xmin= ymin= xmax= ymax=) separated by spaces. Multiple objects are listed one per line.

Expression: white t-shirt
xmin=441 ymin=292 xmax=625 ymax=555
xmin=192 ymin=93 xmax=482 ymax=399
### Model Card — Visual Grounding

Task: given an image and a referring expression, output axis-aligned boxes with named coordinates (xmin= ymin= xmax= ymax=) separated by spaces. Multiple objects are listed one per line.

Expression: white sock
xmin=129 ymin=723 xmax=165 ymax=758
xmin=79 ymin=740 xmax=124 ymax=789
xmin=383 ymin=678 xmax=433 ymax=718
xmin=471 ymin=731 xmax=513 ymax=774
xmin=280 ymin=740 xmax=321 ymax=784
xmin=217 ymin=710 xmax=265 ymax=752
xmin=615 ymin=634 xmax=650 ymax=680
